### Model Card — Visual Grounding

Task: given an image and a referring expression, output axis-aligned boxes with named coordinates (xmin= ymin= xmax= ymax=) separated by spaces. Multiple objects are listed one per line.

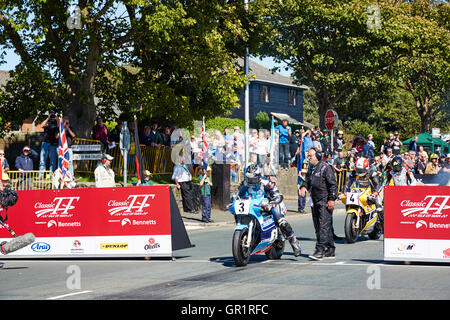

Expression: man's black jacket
xmin=303 ymin=161 xmax=338 ymax=203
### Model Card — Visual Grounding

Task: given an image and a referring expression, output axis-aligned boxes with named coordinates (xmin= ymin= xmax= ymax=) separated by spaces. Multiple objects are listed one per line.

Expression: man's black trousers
xmin=179 ymin=181 xmax=195 ymax=213
xmin=311 ymin=201 xmax=335 ymax=252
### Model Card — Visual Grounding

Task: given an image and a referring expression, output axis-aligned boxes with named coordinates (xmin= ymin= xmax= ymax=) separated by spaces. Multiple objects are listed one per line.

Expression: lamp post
xmin=244 ymin=0 xmax=250 ymax=168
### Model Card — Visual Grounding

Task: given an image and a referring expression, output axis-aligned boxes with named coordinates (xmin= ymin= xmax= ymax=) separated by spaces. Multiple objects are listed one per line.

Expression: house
xmin=229 ymin=59 xmax=309 ymax=126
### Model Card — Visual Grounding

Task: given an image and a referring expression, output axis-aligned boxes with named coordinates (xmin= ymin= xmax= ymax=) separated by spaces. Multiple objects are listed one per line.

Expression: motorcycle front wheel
xmin=344 ymin=212 xmax=360 ymax=244
xmin=232 ymin=228 xmax=251 ymax=267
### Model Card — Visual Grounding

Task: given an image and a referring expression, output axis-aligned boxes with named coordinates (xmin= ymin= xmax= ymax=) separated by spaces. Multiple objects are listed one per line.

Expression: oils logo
xmin=100 ymin=243 xmax=129 ymax=250
xmin=443 ymin=248 xmax=450 ymax=259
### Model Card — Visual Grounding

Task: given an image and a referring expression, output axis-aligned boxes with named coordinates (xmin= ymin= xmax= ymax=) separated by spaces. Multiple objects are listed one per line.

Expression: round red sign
xmin=325 ymin=110 xmax=337 ymax=131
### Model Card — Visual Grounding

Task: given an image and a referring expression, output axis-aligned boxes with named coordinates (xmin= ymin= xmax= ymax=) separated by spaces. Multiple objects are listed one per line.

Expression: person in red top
xmin=92 ymin=116 xmax=110 ymax=148
xmin=352 ymin=134 xmax=365 ymax=156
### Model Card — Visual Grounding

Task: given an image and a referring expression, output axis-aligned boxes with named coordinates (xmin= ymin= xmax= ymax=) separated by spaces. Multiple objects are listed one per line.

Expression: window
xmin=288 ymin=89 xmax=297 ymax=106
xmin=260 ymin=85 xmax=269 ymax=103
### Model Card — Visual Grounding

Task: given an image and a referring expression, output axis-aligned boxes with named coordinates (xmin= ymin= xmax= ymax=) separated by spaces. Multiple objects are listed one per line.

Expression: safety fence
xmin=72 ymin=138 xmax=174 ymax=176
xmin=336 ymin=169 xmax=349 ymax=193
xmin=6 ymin=170 xmax=54 ymax=190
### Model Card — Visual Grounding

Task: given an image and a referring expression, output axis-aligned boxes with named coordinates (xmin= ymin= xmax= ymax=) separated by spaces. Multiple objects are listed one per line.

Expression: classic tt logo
xmin=108 ymin=194 xmax=155 ymax=216
xmin=35 ymin=197 xmax=80 ymax=217
xmin=401 ymin=195 xmax=450 ymax=217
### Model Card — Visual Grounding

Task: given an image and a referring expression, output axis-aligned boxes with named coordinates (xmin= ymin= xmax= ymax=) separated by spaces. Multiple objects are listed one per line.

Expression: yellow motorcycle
xmin=340 ymin=180 xmax=382 ymax=243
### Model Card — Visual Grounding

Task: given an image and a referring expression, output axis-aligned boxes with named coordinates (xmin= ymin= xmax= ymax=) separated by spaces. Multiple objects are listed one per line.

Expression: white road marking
xmin=47 ymin=290 xmax=92 ymax=300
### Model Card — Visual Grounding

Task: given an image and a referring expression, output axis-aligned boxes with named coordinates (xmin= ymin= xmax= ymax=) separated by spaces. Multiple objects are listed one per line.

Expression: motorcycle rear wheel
xmin=232 ymin=228 xmax=251 ymax=267
xmin=345 ymin=212 xmax=360 ymax=244
xmin=265 ymin=239 xmax=285 ymax=260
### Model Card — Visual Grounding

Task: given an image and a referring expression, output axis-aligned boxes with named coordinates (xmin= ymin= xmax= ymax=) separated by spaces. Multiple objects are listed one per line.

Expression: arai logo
xmin=31 ymin=242 xmax=51 ymax=253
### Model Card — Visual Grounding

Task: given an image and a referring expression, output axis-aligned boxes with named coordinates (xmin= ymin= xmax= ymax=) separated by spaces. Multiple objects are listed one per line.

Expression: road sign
xmin=325 ymin=109 xmax=338 ymax=131
xmin=71 ymin=144 xmax=102 ymax=152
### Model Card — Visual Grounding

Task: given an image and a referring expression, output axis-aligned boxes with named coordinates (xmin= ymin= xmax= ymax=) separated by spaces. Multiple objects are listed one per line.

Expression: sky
xmin=0 ymin=48 xmax=293 ymax=78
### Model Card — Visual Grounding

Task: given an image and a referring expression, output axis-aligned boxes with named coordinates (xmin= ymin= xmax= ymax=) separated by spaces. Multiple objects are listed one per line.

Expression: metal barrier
xmin=336 ymin=169 xmax=350 ymax=193
xmin=72 ymin=138 xmax=174 ymax=176
xmin=7 ymin=170 xmax=54 ymax=190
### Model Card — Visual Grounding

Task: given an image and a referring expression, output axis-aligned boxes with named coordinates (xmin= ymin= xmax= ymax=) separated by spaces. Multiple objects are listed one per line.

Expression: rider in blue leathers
xmin=234 ymin=164 xmax=302 ymax=257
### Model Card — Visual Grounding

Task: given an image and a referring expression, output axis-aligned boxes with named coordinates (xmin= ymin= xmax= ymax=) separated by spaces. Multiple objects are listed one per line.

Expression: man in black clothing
xmin=39 ymin=111 xmax=59 ymax=175
xmin=299 ymin=147 xmax=338 ymax=260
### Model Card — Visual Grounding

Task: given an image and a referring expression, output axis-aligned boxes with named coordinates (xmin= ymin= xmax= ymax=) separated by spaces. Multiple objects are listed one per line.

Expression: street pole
xmin=244 ymin=0 xmax=250 ymax=168
xmin=120 ymin=121 xmax=130 ymax=186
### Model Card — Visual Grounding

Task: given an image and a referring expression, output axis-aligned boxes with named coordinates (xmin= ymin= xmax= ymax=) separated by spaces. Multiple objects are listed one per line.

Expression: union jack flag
xmin=58 ymin=117 xmax=71 ymax=180
xmin=201 ymin=117 xmax=208 ymax=172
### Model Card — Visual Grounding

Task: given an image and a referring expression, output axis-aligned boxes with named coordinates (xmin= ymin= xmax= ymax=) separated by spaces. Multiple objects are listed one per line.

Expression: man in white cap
xmin=94 ymin=153 xmax=115 ymax=188
xmin=333 ymin=130 xmax=345 ymax=161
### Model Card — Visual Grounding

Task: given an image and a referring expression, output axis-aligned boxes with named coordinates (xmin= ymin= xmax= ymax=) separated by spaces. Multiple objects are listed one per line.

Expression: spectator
xmin=172 ymin=156 xmax=197 ymax=214
xmin=39 ymin=111 xmax=59 ymax=176
xmin=0 ymin=149 xmax=9 ymax=174
xmin=223 ymin=127 xmax=232 ymax=144
xmin=405 ymin=151 xmax=416 ymax=171
xmin=94 ymin=154 xmax=115 ymax=188
xmin=150 ymin=122 xmax=163 ymax=146
xmin=15 ymin=146 xmax=38 ymax=190
xmin=289 ymin=129 xmax=301 ymax=166
xmin=297 ymin=162 xmax=308 ymax=213
xmin=408 ymin=136 xmax=418 ymax=152
xmin=418 ymin=146 xmax=428 ymax=163
xmin=249 ymin=129 xmax=259 ymax=156
xmin=136 ymin=170 xmax=154 ymax=186
xmin=199 ymin=166 xmax=213 ymax=223
xmin=226 ymin=143 xmax=242 ymax=183
xmin=363 ymin=134 xmax=375 ymax=163
xmin=320 ymin=130 xmax=330 ymax=155
xmin=275 ymin=119 xmax=292 ymax=169
xmin=382 ymin=147 xmax=394 ymax=164
xmin=352 ymin=134 xmax=365 ymax=156
xmin=92 ymin=116 xmax=110 ymax=148
xmin=415 ymin=153 xmax=427 ymax=174
xmin=141 ymin=126 xmax=152 ymax=146
xmin=312 ymin=134 xmax=322 ymax=152
xmin=333 ymin=130 xmax=345 ymax=159
xmin=108 ymin=120 xmax=123 ymax=144
xmin=391 ymin=132 xmax=402 ymax=155
xmin=442 ymin=154 xmax=450 ymax=172
xmin=161 ymin=125 xmax=172 ymax=147
xmin=302 ymin=130 xmax=313 ymax=160
xmin=233 ymin=126 xmax=245 ymax=144
xmin=425 ymin=154 xmax=441 ymax=174
xmin=255 ymin=130 xmax=268 ymax=167
xmin=333 ymin=151 xmax=347 ymax=173
xmin=62 ymin=118 xmax=76 ymax=178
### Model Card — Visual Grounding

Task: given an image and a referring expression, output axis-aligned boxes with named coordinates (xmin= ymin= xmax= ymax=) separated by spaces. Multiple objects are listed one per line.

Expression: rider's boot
xmin=278 ymin=218 xmax=302 ymax=257
xmin=288 ymin=235 xmax=302 ymax=257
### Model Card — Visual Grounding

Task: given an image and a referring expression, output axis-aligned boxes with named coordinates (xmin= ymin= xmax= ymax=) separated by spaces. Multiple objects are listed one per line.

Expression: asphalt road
xmin=0 ymin=210 xmax=449 ymax=301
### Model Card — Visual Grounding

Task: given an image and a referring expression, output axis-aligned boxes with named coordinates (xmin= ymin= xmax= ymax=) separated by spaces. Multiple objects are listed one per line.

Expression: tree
xmin=387 ymin=0 xmax=450 ymax=133
xmin=254 ymin=0 xmax=399 ymax=129
xmin=0 ymin=1 xmax=255 ymax=137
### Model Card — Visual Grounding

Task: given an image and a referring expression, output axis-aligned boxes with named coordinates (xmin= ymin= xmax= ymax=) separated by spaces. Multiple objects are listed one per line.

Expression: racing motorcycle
xmin=228 ymin=192 xmax=286 ymax=267
xmin=339 ymin=180 xmax=383 ymax=243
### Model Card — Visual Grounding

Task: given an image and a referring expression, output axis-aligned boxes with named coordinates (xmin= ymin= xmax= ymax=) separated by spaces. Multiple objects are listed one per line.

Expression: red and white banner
xmin=384 ymin=186 xmax=450 ymax=263
xmin=0 ymin=185 xmax=175 ymax=258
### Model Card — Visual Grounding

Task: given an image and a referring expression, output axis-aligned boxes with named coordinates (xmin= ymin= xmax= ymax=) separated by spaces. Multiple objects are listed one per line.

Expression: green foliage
xmin=0 ymin=1 xmax=257 ymax=136
xmin=250 ymin=111 xmax=270 ymax=130
xmin=204 ymin=117 xmax=244 ymax=134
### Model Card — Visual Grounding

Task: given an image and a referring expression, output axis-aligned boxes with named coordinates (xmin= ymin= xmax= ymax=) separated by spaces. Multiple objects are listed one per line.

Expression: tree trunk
xmin=417 ymin=96 xmax=433 ymax=133
xmin=64 ymin=81 xmax=97 ymax=139
xmin=316 ymin=89 xmax=330 ymax=130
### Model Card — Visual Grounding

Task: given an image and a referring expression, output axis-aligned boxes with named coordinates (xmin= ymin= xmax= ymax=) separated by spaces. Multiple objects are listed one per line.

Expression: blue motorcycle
xmin=228 ymin=192 xmax=286 ymax=267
